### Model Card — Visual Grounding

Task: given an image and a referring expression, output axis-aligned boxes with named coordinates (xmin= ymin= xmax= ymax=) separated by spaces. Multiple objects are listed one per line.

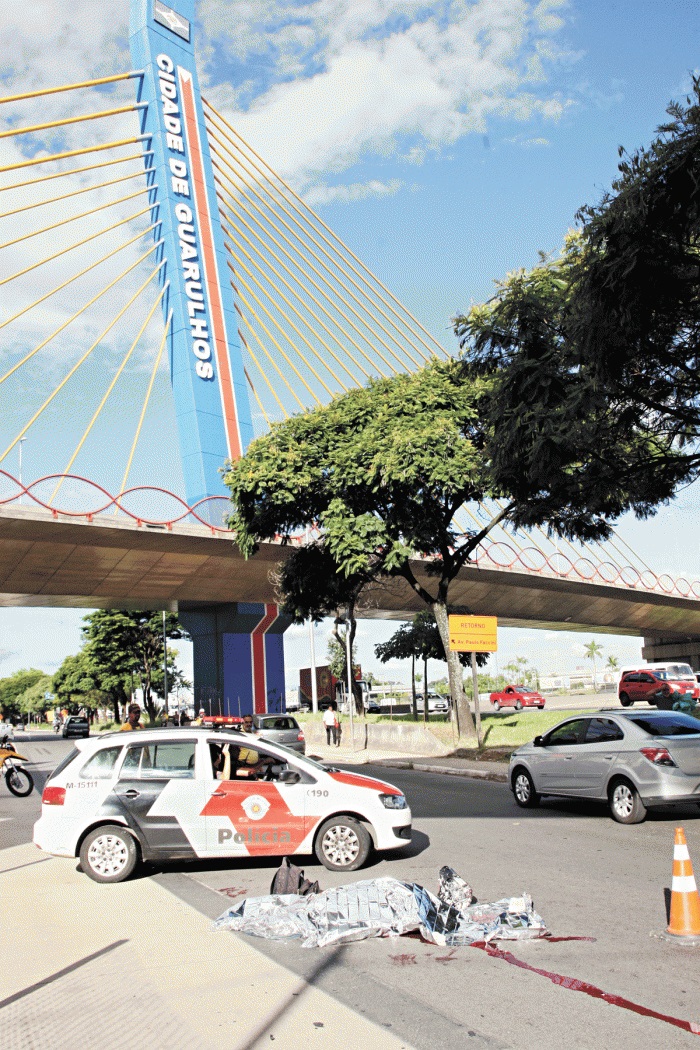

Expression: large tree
xmin=227 ymin=360 xmax=508 ymax=740
xmin=81 ymin=610 xmax=188 ymax=722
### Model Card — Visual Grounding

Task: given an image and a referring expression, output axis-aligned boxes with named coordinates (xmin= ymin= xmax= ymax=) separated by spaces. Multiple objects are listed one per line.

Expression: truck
xmin=299 ymin=665 xmax=363 ymax=711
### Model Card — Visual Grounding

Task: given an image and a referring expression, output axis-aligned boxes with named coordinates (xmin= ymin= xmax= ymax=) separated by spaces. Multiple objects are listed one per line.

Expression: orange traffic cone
xmin=658 ymin=827 xmax=700 ymax=944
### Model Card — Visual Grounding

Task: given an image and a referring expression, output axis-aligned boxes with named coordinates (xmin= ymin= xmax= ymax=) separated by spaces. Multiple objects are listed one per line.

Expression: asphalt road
xmin=5 ymin=735 xmax=700 ymax=1049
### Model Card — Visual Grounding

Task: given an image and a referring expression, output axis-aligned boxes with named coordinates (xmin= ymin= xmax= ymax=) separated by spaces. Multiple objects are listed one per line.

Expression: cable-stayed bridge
xmin=1 ymin=0 xmax=698 ymax=713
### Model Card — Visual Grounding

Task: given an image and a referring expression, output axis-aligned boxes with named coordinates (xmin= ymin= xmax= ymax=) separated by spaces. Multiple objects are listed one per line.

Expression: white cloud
xmin=200 ymin=0 xmax=575 ymax=190
xmin=304 ymin=177 xmax=402 ymax=206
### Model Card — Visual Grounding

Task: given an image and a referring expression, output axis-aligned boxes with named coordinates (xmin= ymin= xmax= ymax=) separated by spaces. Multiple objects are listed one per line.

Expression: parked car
xmin=618 ymin=670 xmax=700 ymax=708
xmin=253 ymin=714 xmax=306 ymax=754
xmin=34 ymin=727 xmax=412 ymax=881
xmin=415 ymin=693 xmax=450 ymax=714
xmin=509 ymin=709 xmax=700 ymax=824
xmin=489 ymin=685 xmax=545 ymax=711
xmin=62 ymin=715 xmax=89 ymax=739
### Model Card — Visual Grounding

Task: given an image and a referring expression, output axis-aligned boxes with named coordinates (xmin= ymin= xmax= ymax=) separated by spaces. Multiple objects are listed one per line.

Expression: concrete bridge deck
xmin=0 ymin=505 xmax=698 ymax=641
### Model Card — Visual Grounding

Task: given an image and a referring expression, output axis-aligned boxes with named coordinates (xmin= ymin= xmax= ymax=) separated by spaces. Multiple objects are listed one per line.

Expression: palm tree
xmin=585 ymin=641 xmax=604 ymax=692
xmin=606 ymin=655 xmax=619 ymax=673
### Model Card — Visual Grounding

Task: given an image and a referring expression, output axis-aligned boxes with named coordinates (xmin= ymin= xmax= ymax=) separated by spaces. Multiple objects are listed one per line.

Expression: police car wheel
xmin=315 ymin=815 xmax=371 ymax=871
xmin=79 ymin=825 xmax=139 ymax=883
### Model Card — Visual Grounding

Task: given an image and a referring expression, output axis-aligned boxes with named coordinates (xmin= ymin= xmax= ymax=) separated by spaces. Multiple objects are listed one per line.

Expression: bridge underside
xmin=1 ymin=507 xmax=699 ymax=642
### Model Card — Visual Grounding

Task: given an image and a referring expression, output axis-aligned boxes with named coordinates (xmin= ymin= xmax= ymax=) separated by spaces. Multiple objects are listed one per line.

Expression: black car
xmin=62 ymin=715 xmax=89 ymax=739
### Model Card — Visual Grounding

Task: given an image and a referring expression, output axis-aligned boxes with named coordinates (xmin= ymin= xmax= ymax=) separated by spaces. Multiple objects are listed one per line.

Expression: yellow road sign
xmin=448 ymin=615 xmax=498 ymax=652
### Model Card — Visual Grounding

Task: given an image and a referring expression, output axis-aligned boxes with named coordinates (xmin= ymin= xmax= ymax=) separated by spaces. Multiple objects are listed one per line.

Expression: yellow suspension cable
xmin=221 ymin=202 xmax=369 ymax=384
xmin=234 ymin=302 xmax=306 ymax=412
xmin=0 ymin=166 xmax=155 ymax=219
xmin=0 ymin=138 xmax=143 ymax=175
xmin=0 ymin=203 xmax=154 ymax=287
xmin=207 ymin=115 xmax=427 ymax=369
xmin=236 ymin=323 xmax=288 ymax=418
xmin=224 ymin=244 xmax=342 ymax=397
xmin=572 ymin=535 xmax=628 ymax=575
xmin=0 ymin=72 xmax=138 ymax=105
xmin=121 ymin=311 xmax=172 ymax=494
xmin=603 ymin=533 xmax=655 ymax=575
xmin=0 ymin=104 xmax=140 ymax=141
xmin=51 ymin=283 xmax=169 ymax=502
xmin=204 ymin=99 xmax=446 ymax=362
xmin=0 ymin=185 xmax=153 ymax=252
xmin=0 ymin=226 xmax=157 ymax=333
xmin=211 ymin=138 xmax=404 ymax=376
xmin=217 ymin=186 xmax=388 ymax=379
xmin=1 ymin=152 xmax=144 ymax=193
xmin=234 ymin=280 xmax=322 ymax=406
xmin=0 ymin=236 xmax=162 ymax=386
xmin=221 ymin=205 xmax=370 ymax=383
xmin=0 ymin=261 xmax=165 ymax=465
xmin=244 ymin=366 xmax=272 ymax=429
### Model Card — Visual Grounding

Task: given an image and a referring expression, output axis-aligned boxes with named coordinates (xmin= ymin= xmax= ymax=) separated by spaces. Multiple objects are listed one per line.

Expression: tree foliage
xmin=80 ymin=610 xmax=188 ymax=722
xmin=0 ymin=669 xmax=45 ymax=720
xmin=17 ymin=674 xmax=53 ymax=716
xmin=53 ymin=651 xmax=112 ymax=716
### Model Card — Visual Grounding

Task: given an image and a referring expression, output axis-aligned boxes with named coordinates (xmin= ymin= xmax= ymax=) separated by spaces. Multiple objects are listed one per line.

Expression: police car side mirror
xmin=278 ymin=769 xmax=301 ymax=785
xmin=533 ymin=735 xmax=544 ymax=747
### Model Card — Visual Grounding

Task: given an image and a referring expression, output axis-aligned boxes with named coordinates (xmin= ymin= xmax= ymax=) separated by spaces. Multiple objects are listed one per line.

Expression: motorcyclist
xmin=52 ymin=713 xmax=63 ymax=733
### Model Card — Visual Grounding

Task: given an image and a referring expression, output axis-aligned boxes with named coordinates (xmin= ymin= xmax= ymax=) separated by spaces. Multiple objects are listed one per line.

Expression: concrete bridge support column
xmin=642 ymin=637 xmax=700 ymax=673
xmin=180 ymin=603 xmax=290 ymax=717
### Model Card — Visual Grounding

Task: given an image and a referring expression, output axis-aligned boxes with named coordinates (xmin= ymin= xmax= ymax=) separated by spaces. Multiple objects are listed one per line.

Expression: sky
xmin=0 ymin=0 xmax=699 ymax=693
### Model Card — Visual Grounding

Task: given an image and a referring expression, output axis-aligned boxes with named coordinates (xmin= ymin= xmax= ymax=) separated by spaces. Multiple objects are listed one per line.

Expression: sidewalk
xmin=306 ymin=742 xmax=510 ymax=783
xmin=1 ymin=844 xmax=414 ymax=1050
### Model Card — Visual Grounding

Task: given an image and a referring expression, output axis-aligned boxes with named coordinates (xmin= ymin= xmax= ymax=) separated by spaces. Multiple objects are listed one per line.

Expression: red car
xmin=489 ymin=685 xmax=546 ymax=711
xmin=618 ymin=670 xmax=700 ymax=708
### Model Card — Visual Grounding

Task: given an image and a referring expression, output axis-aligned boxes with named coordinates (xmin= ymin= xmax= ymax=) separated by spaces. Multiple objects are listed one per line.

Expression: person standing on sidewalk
xmin=120 ymin=704 xmax=144 ymax=731
xmin=322 ymin=704 xmax=337 ymax=746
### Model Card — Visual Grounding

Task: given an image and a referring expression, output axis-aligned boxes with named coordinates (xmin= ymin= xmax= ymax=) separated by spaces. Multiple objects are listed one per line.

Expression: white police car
xmin=34 ymin=728 xmax=412 ymax=883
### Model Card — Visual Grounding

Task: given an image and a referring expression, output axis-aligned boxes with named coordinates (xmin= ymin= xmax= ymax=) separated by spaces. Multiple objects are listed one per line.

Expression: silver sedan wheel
xmin=322 ymin=824 xmax=360 ymax=866
xmin=611 ymin=783 xmax=633 ymax=819
xmin=514 ymin=773 xmax=532 ymax=804
xmin=87 ymin=833 xmax=131 ymax=878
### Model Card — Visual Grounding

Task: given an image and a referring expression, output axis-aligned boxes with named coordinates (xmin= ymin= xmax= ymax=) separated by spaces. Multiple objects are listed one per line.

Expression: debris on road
xmin=214 ymin=865 xmax=547 ymax=949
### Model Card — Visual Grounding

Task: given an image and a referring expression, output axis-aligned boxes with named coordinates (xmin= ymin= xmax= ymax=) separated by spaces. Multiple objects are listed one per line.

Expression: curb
xmin=376 ymin=758 xmax=509 ymax=783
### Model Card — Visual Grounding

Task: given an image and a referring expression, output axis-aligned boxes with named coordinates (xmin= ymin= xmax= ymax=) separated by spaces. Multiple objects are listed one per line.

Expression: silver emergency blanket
xmin=213 ymin=871 xmax=547 ymax=949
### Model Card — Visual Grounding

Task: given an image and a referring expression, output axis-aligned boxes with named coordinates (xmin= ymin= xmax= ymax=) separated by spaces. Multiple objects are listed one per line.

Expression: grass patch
xmin=299 ymin=708 xmax=591 ymax=756
xmin=475 ymin=709 xmax=590 ymax=750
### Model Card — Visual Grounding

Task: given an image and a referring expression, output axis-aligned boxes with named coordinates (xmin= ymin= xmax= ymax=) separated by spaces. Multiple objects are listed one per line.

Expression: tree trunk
xmin=432 ymin=601 xmax=477 ymax=741
xmin=411 ymin=654 xmax=417 ymax=721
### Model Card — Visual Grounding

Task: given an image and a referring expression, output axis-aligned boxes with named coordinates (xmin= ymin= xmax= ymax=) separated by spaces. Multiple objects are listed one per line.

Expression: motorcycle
xmin=0 ymin=734 xmax=34 ymax=797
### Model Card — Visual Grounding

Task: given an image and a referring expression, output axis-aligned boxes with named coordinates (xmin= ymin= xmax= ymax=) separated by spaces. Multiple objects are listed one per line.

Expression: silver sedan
xmin=253 ymin=714 xmax=306 ymax=754
xmin=509 ymin=709 xmax=700 ymax=823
